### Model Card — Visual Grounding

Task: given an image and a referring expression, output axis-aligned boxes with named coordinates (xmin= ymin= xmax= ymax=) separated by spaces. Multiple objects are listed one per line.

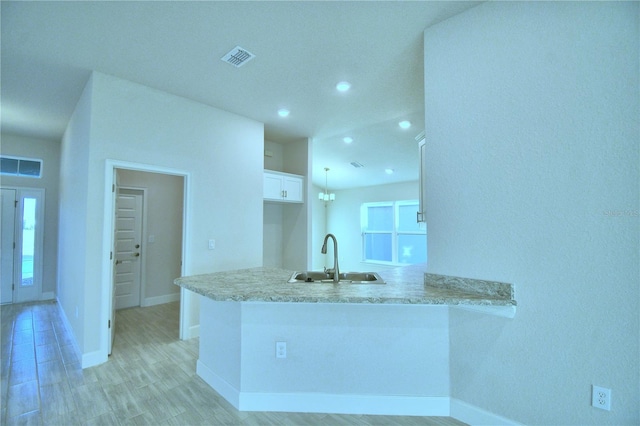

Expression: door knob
xmin=134 ymin=253 xmax=140 ymax=257
xmin=135 ymin=244 xmax=140 ymax=249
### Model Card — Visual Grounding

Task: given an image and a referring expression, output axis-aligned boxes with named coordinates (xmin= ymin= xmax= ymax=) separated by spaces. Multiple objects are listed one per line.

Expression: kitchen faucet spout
xmin=321 ymin=233 xmax=340 ymax=283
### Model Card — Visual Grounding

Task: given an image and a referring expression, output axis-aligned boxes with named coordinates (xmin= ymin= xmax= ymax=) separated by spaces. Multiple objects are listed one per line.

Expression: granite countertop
xmin=174 ymin=264 xmax=516 ymax=310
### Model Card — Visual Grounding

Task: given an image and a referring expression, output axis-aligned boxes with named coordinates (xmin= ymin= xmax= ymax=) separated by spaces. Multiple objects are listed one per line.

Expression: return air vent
xmin=350 ymin=161 xmax=364 ymax=168
xmin=221 ymin=46 xmax=255 ymax=68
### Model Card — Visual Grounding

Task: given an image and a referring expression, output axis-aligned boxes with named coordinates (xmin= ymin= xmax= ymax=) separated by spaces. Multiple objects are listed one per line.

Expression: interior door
xmin=114 ymin=189 xmax=143 ymax=309
xmin=1 ymin=189 xmax=16 ymax=304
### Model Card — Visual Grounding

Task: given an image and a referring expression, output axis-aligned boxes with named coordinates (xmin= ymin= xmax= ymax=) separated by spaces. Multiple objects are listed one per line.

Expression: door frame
xmin=102 ymin=160 xmax=191 ymax=361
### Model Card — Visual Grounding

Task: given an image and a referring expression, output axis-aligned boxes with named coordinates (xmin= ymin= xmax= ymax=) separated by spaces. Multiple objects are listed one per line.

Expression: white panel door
xmin=114 ymin=190 xmax=143 ymax=309
xmin=1 ymin=189 xmax=16 ymax=304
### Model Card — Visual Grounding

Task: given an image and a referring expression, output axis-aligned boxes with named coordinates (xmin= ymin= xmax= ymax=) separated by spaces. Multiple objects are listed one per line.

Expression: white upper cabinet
xmin=264 ymin=170 xmax=304 ymax=203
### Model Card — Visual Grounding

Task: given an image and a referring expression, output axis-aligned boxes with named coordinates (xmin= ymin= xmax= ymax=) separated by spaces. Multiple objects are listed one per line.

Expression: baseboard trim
xmin=54 ymin=299 xmax=87 ymax=368
xmin=40 ymin=291 xmax=55 ymax=301
xmin=197 ymin=360 xmax=240 ymax=408
xmin=239 ymin=393 xmax=450 ymax=416
xmin=81 ymin=349 xmax=107 ymax=369
xmin=451 ymin=398 xmax=522 ymax=425
xmin=197 ymin=360 xmax=449 ymax=416
xmin=141 ymin=292 xmax=180 ymax=307
xmin=188 ymin=324 xmax=200 ymax=339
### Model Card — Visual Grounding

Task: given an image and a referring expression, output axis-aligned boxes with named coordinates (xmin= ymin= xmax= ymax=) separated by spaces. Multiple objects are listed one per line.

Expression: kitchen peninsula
xmin=174 ymin=264 xmax=516 ymax=416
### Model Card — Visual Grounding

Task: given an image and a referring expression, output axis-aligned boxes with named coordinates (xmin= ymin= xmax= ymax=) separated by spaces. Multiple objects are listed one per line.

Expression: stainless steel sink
xmin=288 ymin=271 xmax=385 ymax=284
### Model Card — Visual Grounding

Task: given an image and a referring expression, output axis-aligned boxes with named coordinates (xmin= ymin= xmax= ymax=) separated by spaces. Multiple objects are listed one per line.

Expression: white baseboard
xmin=197 ymin=360 xmax=240 ymax=408
xmin=54 ymin=299 xmax=84 ymax=368
xmin=197 ymin=360 xmax=449 ymax=416
xmin=141 ymin=292 xmax=180 ymax=307
xmin=41 ymin=291 xmax=55 ymax=301
xmin=188 ymin=324 xmax=200 ymax=339
xmin=240 ymin=393 xmax=450 ymax=416
xmin=451 ymin=398 xmax=522 ymax=426
xmin=81 ymin=350 xmax=107 ymax=369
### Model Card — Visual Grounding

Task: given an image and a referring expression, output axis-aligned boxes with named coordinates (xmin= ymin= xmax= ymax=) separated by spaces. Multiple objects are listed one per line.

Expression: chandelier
xmin=318 ymin=167 xmax=335 ymax=203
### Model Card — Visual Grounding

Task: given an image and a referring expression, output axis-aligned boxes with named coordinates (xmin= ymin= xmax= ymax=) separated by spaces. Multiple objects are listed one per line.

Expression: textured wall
xmin=424 ymin=2 xmax=639 ymax=424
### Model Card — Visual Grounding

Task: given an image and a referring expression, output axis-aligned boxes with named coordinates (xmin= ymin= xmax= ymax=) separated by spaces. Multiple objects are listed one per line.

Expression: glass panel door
xmin=14 ymin=189 xmax=44 ymax=303
xmin=21 ymin=197 xmax=36 ymax=286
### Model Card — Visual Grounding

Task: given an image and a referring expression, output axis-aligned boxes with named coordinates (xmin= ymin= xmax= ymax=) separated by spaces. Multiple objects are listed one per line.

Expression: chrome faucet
xmin=321 ymin=233 xmax=340 ymax=283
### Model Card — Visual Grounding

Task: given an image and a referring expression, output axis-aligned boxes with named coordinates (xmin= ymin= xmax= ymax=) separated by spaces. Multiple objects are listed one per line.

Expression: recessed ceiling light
xmin=343 ymin=136 xmax=353 ymax=144
xmin=336 ymin=81 xmax=351 ymax=92
xmin=385 ymin=168 xmax=394 ymax=175
xmin=398 ymin=120 xmax=411 ymax=129
xmin=278 ymin=108 xmax=290 ymax=117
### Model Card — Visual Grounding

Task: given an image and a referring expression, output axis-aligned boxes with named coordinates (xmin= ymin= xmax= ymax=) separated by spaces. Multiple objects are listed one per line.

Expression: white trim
xmin=40 ymin=291 xmax=55 ymax=300
xmin=197 ymin=360 xmax=241 ymax=408
xmin=82 ymin=350 xmax=107 ymax=369
xmin=239 ymin=394 xmax=450 ymax=416
xmin=197 ymin=360 xmax=449 ymax=416
xmin=453 ymin=305 xmax=517 ymax=318
xmin=103 ymin=159 xmax=191 ymax=364
xmin=450 ymin=398 xmax=523 ymax=426
xmin=141 ymin=292 xmax=180 ymax=307
xmin=188 ymin=324 xmax=200 ymax=339
xmin=55 ymin=297 xmax=85 ymax=367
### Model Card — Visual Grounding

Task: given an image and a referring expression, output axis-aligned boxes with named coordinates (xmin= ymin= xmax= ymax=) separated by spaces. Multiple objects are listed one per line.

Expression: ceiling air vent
xmin=221 ymin=46 xmax=255 ymax=68
xmin=350 ymin=161 xmax=364 ymax=168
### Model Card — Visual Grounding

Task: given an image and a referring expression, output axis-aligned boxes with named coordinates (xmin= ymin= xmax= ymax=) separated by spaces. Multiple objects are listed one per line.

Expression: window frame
xmin=0 ymin=155 xmax=43 ymax=178
xmin=361 ymin=199 xmax=426 ymax=266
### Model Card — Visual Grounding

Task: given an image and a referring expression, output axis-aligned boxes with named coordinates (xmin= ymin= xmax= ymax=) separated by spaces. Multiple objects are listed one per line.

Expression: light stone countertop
xmin=174 ymin=263 xmax=516 ymax=307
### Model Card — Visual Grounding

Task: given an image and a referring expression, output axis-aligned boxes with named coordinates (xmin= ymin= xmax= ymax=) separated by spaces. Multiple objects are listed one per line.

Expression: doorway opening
xmin=103 ymin=160 xmax=191 ymax=360
xmin=1 ymin=187 xmax=45 ymax=304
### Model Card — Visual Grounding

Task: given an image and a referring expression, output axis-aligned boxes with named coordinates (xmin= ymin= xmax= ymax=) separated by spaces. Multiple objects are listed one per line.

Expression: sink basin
xmin=288 ymin=271 xmax=385 ymax=284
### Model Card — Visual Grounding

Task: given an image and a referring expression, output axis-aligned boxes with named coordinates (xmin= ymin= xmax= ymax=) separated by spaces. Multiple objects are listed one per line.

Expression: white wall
xmin=58 ymin=76 xmax=93 ymax=352
xmin=322 ymin=181 xmax=420 ymax=272
xmin=118 ymin=169 xmax=183 ymax=304
xmin=58 ymin=72 xmax=264 ymax=363
xmin=262 ymin=139 xmax=311 ymax=271
xmin=1 ymin=133 xmax=60 ymax=297
xmin=424 ymin=2 xmax=639 ymax=424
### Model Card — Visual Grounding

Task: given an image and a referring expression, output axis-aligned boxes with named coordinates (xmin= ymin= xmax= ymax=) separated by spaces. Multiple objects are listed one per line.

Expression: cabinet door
xmin=282 ymin=176 xmax=303 ymax=202
xmin=264 ymin=173 xmax=284 ymax=200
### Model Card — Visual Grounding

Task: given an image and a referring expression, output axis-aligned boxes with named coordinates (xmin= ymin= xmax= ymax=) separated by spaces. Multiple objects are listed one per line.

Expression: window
xmin=0 ymin=156 xmax=42 ymax=178
xmin=361 ymin=200 xmax=426 ymax=265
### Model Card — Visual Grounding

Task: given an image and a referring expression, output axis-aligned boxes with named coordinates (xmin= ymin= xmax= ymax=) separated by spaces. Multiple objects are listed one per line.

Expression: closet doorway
xmin=104 ymin=160 xmax=190 ymax=358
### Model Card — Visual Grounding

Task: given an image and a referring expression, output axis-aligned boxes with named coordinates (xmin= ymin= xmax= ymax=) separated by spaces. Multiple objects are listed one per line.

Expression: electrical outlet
xmin=276 ymin=341 xmax=287 ymax=359
xmin=592 ymin=385 xmax=611 ymax=411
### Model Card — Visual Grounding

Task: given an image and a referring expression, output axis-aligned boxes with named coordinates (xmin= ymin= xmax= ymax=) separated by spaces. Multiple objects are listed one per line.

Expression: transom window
xmin=0 ymin=156 xmax=42 ymax=178
xmin=361 ymin=200 xmax=426 ymax=265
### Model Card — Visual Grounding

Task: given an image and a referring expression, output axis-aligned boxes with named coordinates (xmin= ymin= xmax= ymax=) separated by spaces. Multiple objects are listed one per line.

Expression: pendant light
xmin=318 ymin=167 xmax=335 ymax=203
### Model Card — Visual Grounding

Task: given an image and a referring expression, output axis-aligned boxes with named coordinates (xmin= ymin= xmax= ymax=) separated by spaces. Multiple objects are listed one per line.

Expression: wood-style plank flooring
xmin=1 ymin=300 xmax=466 ymax=425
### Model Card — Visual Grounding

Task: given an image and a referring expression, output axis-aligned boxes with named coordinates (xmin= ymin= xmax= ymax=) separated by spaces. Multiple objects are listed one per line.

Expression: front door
xmin=114 ymin=189 xmax=143 ymax=310
xmin=1 ymin=188 xmax=44 ymax=304
xmin=1 ymin=189 xmax=16 ymax=304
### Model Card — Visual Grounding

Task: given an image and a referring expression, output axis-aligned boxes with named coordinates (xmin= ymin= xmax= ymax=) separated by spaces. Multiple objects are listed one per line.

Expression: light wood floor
xmin=1 ymin=300 xmax=467 ymax=425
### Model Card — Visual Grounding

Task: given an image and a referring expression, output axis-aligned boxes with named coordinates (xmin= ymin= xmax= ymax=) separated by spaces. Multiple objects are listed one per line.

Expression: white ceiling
xmin=1 ymin=1 xmax=478 ymax=189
